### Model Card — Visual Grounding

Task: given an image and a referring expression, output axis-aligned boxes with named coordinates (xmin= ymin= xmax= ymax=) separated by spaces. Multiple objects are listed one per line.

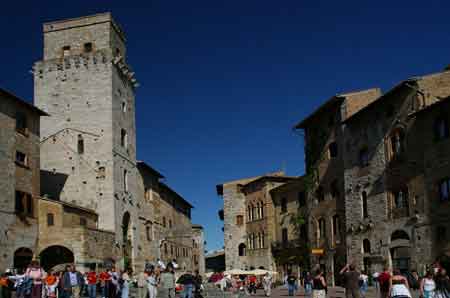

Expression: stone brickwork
xmin=192 ymin=225 xmax=206 ymax=275
xmin=0 ymin=89 xmax=46 ymax=272
xmin=342 ymin=69 xmax=450 ymax=274
xmin=34 ymin=13 xmax=140 ymax=270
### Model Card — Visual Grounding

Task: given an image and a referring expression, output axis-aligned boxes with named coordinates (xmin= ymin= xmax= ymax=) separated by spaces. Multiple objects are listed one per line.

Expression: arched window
xmin=434 ymin=116 xmax=449 ymax=141
xmin=391 ymin=230 xmax=410 ymax=241
xmin=238 ymin=243 xmax=246 ymax=256
xmin=260 ymin=202 xmax=264 ymax=218
xmin=247 ymin=205 xmax=252 ymax=221
xmin=77 ymin=135 xmax=84 ymax=154
xmin=47 ymin=213 xmax=54 ymax=226
xmin=362 ymin=191 xmax=368 ymax=218
xmin=363 ymin=239 xmax=371 ymax=253
xmin=251 ymin=205 xmax=256 ymax=221
xmin=281 ymin=197 xmax=287 ymax=213
xmin=318 ymin=218 xmax=326 ymax=239
xmin=390 ymin=129 xmax=405 ymax=158
xmin=123 ymin=170 xmax=128 ymax=192
xmin=330 ymin=180 xmax=339 ymax=200
xmin=256 ymin=202 xmax=261 ymax=219
xmin=121 ymin=129 xmax=128 ymax=148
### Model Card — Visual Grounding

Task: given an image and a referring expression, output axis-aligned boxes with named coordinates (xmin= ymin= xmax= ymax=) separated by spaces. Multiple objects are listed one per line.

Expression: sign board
xmin=311 ymin=248 xmax=324 ymax=255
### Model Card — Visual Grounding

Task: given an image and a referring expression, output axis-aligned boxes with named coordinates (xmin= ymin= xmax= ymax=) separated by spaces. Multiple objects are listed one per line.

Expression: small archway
xmin=390 ymin=230 xmax=411 ymax=272
xmin=39 ymin=245 xmax=74 ymax=271
xmin=122 ymin=212 xmax=132 ymax=269
xmin=391 ymin=230 xmax=410 ymax=241
xmin=238 ymin=243 xmax=246 ymax=256
xmin=14 ymin=247 xmax=33 ymax=271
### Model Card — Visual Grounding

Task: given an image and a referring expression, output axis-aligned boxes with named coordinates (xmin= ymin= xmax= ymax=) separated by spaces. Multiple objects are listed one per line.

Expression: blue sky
xmin=1 ymin=0 xmax=449 ymax=251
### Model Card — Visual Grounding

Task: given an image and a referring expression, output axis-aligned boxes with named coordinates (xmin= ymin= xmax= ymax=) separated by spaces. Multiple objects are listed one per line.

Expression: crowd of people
xmin=0 ymin=259 xmax=203 ymax=298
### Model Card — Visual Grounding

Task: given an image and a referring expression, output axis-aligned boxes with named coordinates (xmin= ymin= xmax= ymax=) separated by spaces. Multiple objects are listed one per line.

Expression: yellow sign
xmin=311 ymin=248 xmax=324 ymax=255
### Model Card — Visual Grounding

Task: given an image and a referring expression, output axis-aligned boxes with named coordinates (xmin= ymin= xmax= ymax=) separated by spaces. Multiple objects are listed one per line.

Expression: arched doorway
xmin=39 ymin=245 xmax=74 ymax=271
xmin=390 ymin=230 xmax=411 ymax=272
xmin=122 ymin=212 xmax=132 ymax=269
xmin=238 ymin=243 xmax=246 ymax=256
xmin=14 ymin=247 xmax=33 ymax=271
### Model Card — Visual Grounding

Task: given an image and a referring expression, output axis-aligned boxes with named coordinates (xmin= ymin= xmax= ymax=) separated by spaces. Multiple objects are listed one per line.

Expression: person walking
xmin=177 ymin=271 xmax=195 ymax=298
xmin=120 ymin=269 xmax=132 ymax=298
xmin=389 ymin=269 xmax=411 ymax=298
xmin=159 ymin=264 xmax=175 ymax=298
xmin=359 ymin=271 xmax=369 ymax=298
xmin=312 ymin=269 xmax=327 ymax=298
xmin=304 ymin=272 xmax=313 ymax=298
xmin=137 ymin=269 xmax=148 ymax=298
xmin=62 ymin=265 xmax=85 ymax=298
xmin=286 ymin=271 xmax=297 ymax=297
xmin=434 ymin=269 xmax=450 ymax=298
xmin=44 ymin=270 xmax=59 ymax=298
xmin=262 ymin=273 xmax=272 ymax=297
xmin=146 ymin=269 xmax=158 ymax=298
xmin=110 ymin=268 xmax=119 ymax=298
xmin=247 ymin=275 xmax=257 ymax=296
xmin=193 ymin=271 xmax=203 ymax=298
xmin=340 ymin=264 xmax=361 ymax=298
xmin=378 ymin=267 xmax=392 ymax=298
xmin=0 ymin=272 xmax=13 ymax=298
xmin=25 ymin=260 xmax=46 ymax=298
xmin=86 ymin=267 xmax=97 ymax=298
xmin=420 ymin=271 xmax=436 ymax=298
xmin=99 ymin=269 xmax=111 ymax=298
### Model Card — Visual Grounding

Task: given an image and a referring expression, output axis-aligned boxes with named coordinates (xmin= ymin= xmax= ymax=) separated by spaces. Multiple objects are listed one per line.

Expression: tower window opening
xmin=84 ymin=42 xmax=93 ymax=53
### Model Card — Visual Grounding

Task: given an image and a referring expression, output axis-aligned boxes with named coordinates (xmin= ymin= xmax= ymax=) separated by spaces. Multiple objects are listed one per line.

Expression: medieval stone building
xmin=0 ymin=89 xmax=47 ymax=272
xmin=0 ymin=13 xmax=204 ymax=273
xmin=342 ymin=69 xmax=450 ymax=274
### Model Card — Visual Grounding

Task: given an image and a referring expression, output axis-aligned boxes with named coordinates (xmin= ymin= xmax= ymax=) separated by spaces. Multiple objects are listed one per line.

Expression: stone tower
xmin=34 ymin=13 xmax=139 ymax=268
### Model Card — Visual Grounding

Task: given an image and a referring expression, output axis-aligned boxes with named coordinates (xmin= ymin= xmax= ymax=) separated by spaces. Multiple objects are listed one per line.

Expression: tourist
xmin=304 ymin=272 xmax=313 ymax=298
xmin=62 ymin=265 xmax=84 ymax=298
xmin=312 ymin=269 xmax=327 ymax=298
xmin=193 ymin=270 xmax=203 ymax=298
xmin=0 ymin=272 xmax=13 ymax=298
xmin=247 ymin=275 xmax=257 ymax=296
xmin=146 ymin=269 xmax=158 ymax=298
xmin=420 ymin=270 xmax=436 ymax=298
xmin=25 ymin=260 xmax=46 ymax=298
xmin=286 ymin=271 xmax=297 ymax=296
xmin=378 ymin=266 xmax=391 ymax=298
xmin=434 ymin=269 xmax=450 ymax=298
xmin=262 ymin=273 xmax=272 ymax=297
xmin=372 ymin=271 xmax=380 ymax=297
xmin=389 ymin=269 xmax=411 ymax=298
xmin=157 ymin=259 xmax=166 ymax=271
xmin=359 ymin=271 xmax=369 ymax=298
xmin=340 ymin=264 xmax=361 ymax=298
xmin=110 ymin=267 xmax=119 ymax=298
xmin=44 ymin=270 xmax=59 ymax=298
xmin=137 ymin=269 xmax=148 ymax=298
xmin=8 ymin=268 xmax=27 ymax=298
xmin=178 ymin=270 xmax=195 ymax=298
xmin=159 ymin=264 xmax=175 ymax=298
xmin=86 ymin=267 xmax=97 ymax=298
xmin=120 ymin=268 xmax=132 ymax=298
xmin=58 ymin=266 xmax=72 ymax=298
xmin=99 ymin=268 xmax=112 ymax=298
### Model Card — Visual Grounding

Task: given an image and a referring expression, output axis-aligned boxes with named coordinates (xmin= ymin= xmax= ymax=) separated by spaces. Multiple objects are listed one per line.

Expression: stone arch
xmin=39 ymin=245 xmax=74 ymax=271
xmin=238 ymin=243 xmax=246 ymax=256
xmin=391 ymin=230 xmax=410 ymax=242
xmin=14 ymin=247 xmax=33 ymax=271
xmin=390 ymin=230 xmax=411 ymax=271
xmin=122 ymin=211 xmax=132 ymax=269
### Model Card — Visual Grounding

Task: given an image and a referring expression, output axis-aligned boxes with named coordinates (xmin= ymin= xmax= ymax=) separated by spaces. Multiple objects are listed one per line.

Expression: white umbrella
xmin=224 ymin=269 xmax=249 ymax=275
xmin=247 ymin=269 xmax=269 ymax=275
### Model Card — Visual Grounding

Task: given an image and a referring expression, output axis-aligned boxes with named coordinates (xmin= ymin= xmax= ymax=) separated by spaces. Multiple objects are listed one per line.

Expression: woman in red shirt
xmin=86 ymin=269 xmax=97 ymax=298
xmin=99 ymin=270 xmax=111 ymax=298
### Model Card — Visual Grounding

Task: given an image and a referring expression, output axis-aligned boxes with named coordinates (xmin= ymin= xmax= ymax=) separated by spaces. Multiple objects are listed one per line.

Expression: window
xmin=16 ymin=112 xmax=27 ymax=134
xmin=281 ymin=198 xmax=287 ymax=213
xmin=362 ymin=191 xmax=369 ymax=218
xmin=238 ymin=243 xmax=246 ymax=256
xmin=318 ymin=218 xmax=326 ymax=239
xmin=363 ymin=239 xmax=371 ymax=253
xmin=62 ymin=45 xmax=71 ymax=56
xmin=436 ymin=226 xmax=447 ymax=242
xmin=298 ymin=192 xmax=306 ymax=207
xmin=236 ymin=215 xmax=244 ymax=226
xmin=145 ymin=188 xmax=152 ymax=201
xmin=260 ymin=202 xmax=264 ymax=218
xmin=77 ymin=135 xmax=84 ymax=154
xmin=15 ymin=151 xmax=27 ymax=167
xmin=434 ymin=117 xmax=449 ymax=141
xmin=247 ymin=205 xmax=252 ymax=221
xmin=390 ymin=129 xmax=405 ymax=158
xmin=84 ymin=42 xmax=93 ymax=52
xmin=169 ymin=219 xmax=172 ymax=228
xmin=394 ymin=188 xmax=408 ymax=209
xmin=122 ymin=101 xmax=127 ymax=113
xmin=15 ymin=191 xmax=33 ymax=216
xmin=121 ymin=129 xmax=128 ymax=148
xmin=256 ymin=202 xmax=260 ymax=219
xmin=439 ymin=178 xmax=450 ymax=202
xmin=328 ymin=142 xmax=338 ymax=158
xmin=330 ymin=180 xmax=339 ymax=200
xmin=332 ymin=215 xmax=339 ymax=237
xmin=162 ymin=217 xmax=166 ymax=227
xmin=359 ymin=147 xmax=369 ymax=167
xmin=80 ymin=217 xmax=87 ymax=226
xmin=146 ymin=224 xmax=153 ymax=241
xmin=282 ymin=228 xmax=288 ymax=244
xmin=164 ymin=243 xmax=168 ymax=254
xmin=47 ymin=213 xmax=54 ymax=226
xmin=251 ymin=205 xmax=256 ymax=220
xmin=316 ymin=187 xmax=325 ymax=202
xmin=123 ymin=170 xmax=128 ymax=192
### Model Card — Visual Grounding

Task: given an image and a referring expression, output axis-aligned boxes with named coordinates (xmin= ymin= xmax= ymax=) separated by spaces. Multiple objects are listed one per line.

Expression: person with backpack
xmin=286 ymin=271 xmax=297 ymax=296
xmin=312 ymin=269 xmax=327 ymax=298
xmin=378 ymin=266 xmax=392 ymax=298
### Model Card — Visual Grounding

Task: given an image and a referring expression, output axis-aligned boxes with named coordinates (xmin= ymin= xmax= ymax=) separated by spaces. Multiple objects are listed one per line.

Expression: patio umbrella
xmin=224 ymin=269 xmax=249 ymax=275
